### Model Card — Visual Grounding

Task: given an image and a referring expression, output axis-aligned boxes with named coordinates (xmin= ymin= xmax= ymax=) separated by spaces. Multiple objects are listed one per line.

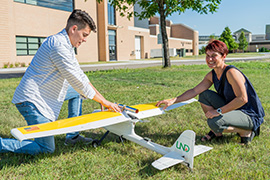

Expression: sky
xmin=168 ymin=0 xmax=270 ymax=36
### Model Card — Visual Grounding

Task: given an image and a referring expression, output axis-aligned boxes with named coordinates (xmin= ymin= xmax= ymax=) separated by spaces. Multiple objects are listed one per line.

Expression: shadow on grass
xmin=0 ymin=126 xmax=241 ymax=172
xmin=0 ymin=131 xmax=112 ymax=170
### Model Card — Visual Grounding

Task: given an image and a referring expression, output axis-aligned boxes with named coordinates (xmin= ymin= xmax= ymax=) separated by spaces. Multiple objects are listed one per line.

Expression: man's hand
xmin=100 ymin=103 xmax=105 ymax=111
xmin=102 ymin=100 xmax=121 ymax=113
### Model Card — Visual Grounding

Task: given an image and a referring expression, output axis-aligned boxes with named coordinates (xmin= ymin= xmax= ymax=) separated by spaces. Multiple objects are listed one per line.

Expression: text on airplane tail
xmin=176 ymin=141 xmax=190 ymax=152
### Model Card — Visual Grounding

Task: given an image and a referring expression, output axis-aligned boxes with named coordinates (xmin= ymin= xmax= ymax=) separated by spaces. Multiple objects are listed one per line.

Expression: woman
xmin=156 ymin=40 xmax=264 ymax=145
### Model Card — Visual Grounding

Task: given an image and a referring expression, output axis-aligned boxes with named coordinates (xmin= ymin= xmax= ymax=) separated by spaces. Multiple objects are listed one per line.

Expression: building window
xmin=16 ymin=36 xmax=46 ymax=56
xmin=108 ymin=2 xmax=115 ymax=25
xmin=108 ymin=30 xmax=117 ymax=60
xmin=14 ymin=0 xmax=73 ymax=12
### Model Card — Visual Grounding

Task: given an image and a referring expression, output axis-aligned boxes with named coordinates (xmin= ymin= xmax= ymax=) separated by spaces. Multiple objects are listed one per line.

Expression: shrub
xmin=259 ymin=47 xmax=270 ymax=52
xmin=15 ymin=62 xmax=20 ymax=67
xmin=3 ymin=63 xmax=9 ymax=68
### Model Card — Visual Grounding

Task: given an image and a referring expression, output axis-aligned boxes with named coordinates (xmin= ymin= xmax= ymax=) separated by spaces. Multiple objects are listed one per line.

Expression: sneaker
xmin=64 ymin=135 xmax=93 ymax=146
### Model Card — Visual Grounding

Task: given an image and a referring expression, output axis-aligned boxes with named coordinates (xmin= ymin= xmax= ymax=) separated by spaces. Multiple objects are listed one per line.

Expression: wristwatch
xmin=217 ymin=108 xmax=222 ymax=115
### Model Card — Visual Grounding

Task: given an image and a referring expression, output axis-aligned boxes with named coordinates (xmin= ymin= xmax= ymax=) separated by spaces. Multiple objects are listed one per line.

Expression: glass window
xmin=28 ymin=37 xmax=39 ymax=43
xmin=14 ymin=0 xmax=73 ymax=12
xmin=17 ymin=50 xmax=28 ymax=56
xmin=108 ymin=30 xmax=116 ymax=60
xmin=16 ymin=44 xmax=27 ymax=49
xmin=108 ymin=2 xmax=115 ymax=25
xmin=26 ymin=0 xmax=37 ymax=5
xmin=16 ymin=37 xmax=27 ymax=43
xmin=16 ymin=36 xmax=46 ymax=56
xmin=29 ymin=50 xmax=38 ymax=55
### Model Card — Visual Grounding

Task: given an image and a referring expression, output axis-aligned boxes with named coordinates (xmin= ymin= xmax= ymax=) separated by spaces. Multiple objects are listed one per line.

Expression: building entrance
xmin=109 ymin=30 xmax=117 ymax=61
xmin=135 ymin=36 xmax=141 ymax=59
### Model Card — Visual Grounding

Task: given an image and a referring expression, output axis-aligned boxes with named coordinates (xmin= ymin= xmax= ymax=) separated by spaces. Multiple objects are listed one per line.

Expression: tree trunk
xmin=158 ymin=2 xmax=170 ymax=68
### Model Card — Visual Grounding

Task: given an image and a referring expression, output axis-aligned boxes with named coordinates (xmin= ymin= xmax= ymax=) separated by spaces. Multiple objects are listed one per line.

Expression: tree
xmin=219 ymin=26 xmax=238 ymax=52
xmin=97 ymin=0 xmax=222 ymax=68
xmin=199 ymin=46 xmax=206 ymax=55
xmin=238 ymin=31 xmax=248 ymax=52
xmin=209 ymin=34 xmax=218 ymax=41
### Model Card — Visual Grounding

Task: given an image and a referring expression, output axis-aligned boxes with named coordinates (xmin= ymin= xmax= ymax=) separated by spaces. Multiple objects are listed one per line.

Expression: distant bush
xmin=15 ymin=62 xmax=20 ymax=67
xmin=1 ymin=62 xmax=28 ymax=68
xmin=3 ymin=63 xmax=9 ymax=68
xmin=259 ymin=47 xmax=270 ymax=52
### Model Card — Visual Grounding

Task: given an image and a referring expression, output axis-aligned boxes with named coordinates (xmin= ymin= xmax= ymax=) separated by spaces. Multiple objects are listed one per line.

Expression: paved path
xmin=1 ymin=55 xmax=269 ymax=79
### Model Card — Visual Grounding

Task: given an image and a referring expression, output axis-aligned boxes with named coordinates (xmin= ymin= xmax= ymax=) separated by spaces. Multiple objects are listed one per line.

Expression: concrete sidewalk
xmin=1 ymin=55 xmax=269 ymax=79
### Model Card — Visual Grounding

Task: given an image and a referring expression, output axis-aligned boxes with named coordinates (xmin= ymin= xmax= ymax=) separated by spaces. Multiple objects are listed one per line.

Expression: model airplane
xmin=11 ymin=98 xmax=212 ymax=170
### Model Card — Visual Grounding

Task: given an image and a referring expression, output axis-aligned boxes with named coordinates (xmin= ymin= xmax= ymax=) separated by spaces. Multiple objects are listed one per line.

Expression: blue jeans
xmin=64 ymin=85 xmax=82 ymax=139
xmin=0 ymin=86 xmax=82 ymax=155
xmin=0 ymin=102 xmax=55 ymax=155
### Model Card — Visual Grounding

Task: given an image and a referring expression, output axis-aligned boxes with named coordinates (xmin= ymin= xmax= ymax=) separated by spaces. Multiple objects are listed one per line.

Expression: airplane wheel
xmin=92 ymin=140 xmax=100 ymax=148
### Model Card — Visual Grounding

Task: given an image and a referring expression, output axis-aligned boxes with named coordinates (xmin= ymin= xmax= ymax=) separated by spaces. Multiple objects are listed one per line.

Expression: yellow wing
xmin=11 ymin=98 xmax=197 ymax=141
xmin=127 ymin=98 xmax=197 ymax=119
xmin=11 ymin=111 xmax=127 ymax=141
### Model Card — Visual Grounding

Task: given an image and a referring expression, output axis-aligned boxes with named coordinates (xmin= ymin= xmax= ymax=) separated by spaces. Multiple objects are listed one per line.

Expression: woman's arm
xmin=217 ymin=68 xmax=247 ymax=114
xmin=156 ymin=72 xmax=213 ymax=109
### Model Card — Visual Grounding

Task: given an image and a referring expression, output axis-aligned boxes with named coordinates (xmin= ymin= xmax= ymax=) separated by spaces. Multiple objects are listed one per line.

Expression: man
xmin=0 ymin=9 xmax=120 ymax=155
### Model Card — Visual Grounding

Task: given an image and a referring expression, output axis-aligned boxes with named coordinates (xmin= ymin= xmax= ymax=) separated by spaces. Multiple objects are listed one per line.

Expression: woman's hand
xmin=156 ymin=98 xmax=176 ymax=110
xmin=205 ymin=109 xmax=220 ymax=119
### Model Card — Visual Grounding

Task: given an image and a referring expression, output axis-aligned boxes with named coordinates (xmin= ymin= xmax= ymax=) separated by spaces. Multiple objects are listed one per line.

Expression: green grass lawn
xmin=0 ymin=61 xmax=269 ymax=179
xmin=144 ymin=52 xmax=267 ymax=61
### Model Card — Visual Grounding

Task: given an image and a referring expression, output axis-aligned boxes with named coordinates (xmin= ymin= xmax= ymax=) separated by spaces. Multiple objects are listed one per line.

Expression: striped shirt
xmin=12 ymin=29 xmax=96 ymax=121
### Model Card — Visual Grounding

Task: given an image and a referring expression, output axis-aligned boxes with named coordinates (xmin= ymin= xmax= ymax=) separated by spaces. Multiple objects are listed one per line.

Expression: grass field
xmin=0 ymin=61 xmax=269 ymax=179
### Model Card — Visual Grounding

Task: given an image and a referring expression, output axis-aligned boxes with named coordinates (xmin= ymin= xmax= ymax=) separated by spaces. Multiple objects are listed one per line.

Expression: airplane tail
xmin=171 ymin=130 xmax=195 ymax=169
xmin=152 ymin=130 xmax=195 ymax=170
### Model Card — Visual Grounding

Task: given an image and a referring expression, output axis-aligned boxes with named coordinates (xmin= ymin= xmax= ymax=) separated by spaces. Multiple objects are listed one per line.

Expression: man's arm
xmin=51 ymin=45 xmax=120 ymax=112
xmin=88 ymin=82 xmax=105 ymax=110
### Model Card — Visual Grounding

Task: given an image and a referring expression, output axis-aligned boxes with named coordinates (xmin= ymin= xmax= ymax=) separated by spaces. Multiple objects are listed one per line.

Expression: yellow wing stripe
xmin=130 ymin=102 xmax=158 ymax=111
xmin=16 ymin=102 xmax=158 ymax=135
xmin=17 ymin=111 xmax=122 ymax=135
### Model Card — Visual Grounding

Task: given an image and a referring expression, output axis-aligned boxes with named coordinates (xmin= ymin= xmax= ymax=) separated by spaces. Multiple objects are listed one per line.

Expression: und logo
xmin=176 ymin=141 xmax=190 ymax=152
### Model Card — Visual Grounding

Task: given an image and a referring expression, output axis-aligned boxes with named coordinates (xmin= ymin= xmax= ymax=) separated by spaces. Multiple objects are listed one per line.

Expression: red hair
xmin=205 ymin=40 xmax=228 ymax=56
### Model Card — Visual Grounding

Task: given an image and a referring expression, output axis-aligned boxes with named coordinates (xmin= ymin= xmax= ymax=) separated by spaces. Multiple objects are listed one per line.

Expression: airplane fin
xmin=152 ymin=130 xmax=196 ymax=170
xmin=151 ymin=151 xmax=185 ymax=170
xmin=194 ymin=145 xmax=213 ymax=157
xmin=170 ymin=130 xmax=195 ymax=169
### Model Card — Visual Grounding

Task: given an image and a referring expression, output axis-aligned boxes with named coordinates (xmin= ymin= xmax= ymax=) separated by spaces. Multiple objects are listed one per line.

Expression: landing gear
xmin=118 ymin=135 xmax=126 ymax=146
xmin=92 ymin=139 xmax=100 ymax=148
xmin=91 ymin=130 xmax=110 ymax=148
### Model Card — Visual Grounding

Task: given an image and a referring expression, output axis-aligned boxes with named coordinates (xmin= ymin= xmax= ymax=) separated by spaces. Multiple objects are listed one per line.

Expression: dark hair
xmin=205 ymin=40 xmax=228 ymax=56
xmin=66 ymin=9 xmax=96 ymax=33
